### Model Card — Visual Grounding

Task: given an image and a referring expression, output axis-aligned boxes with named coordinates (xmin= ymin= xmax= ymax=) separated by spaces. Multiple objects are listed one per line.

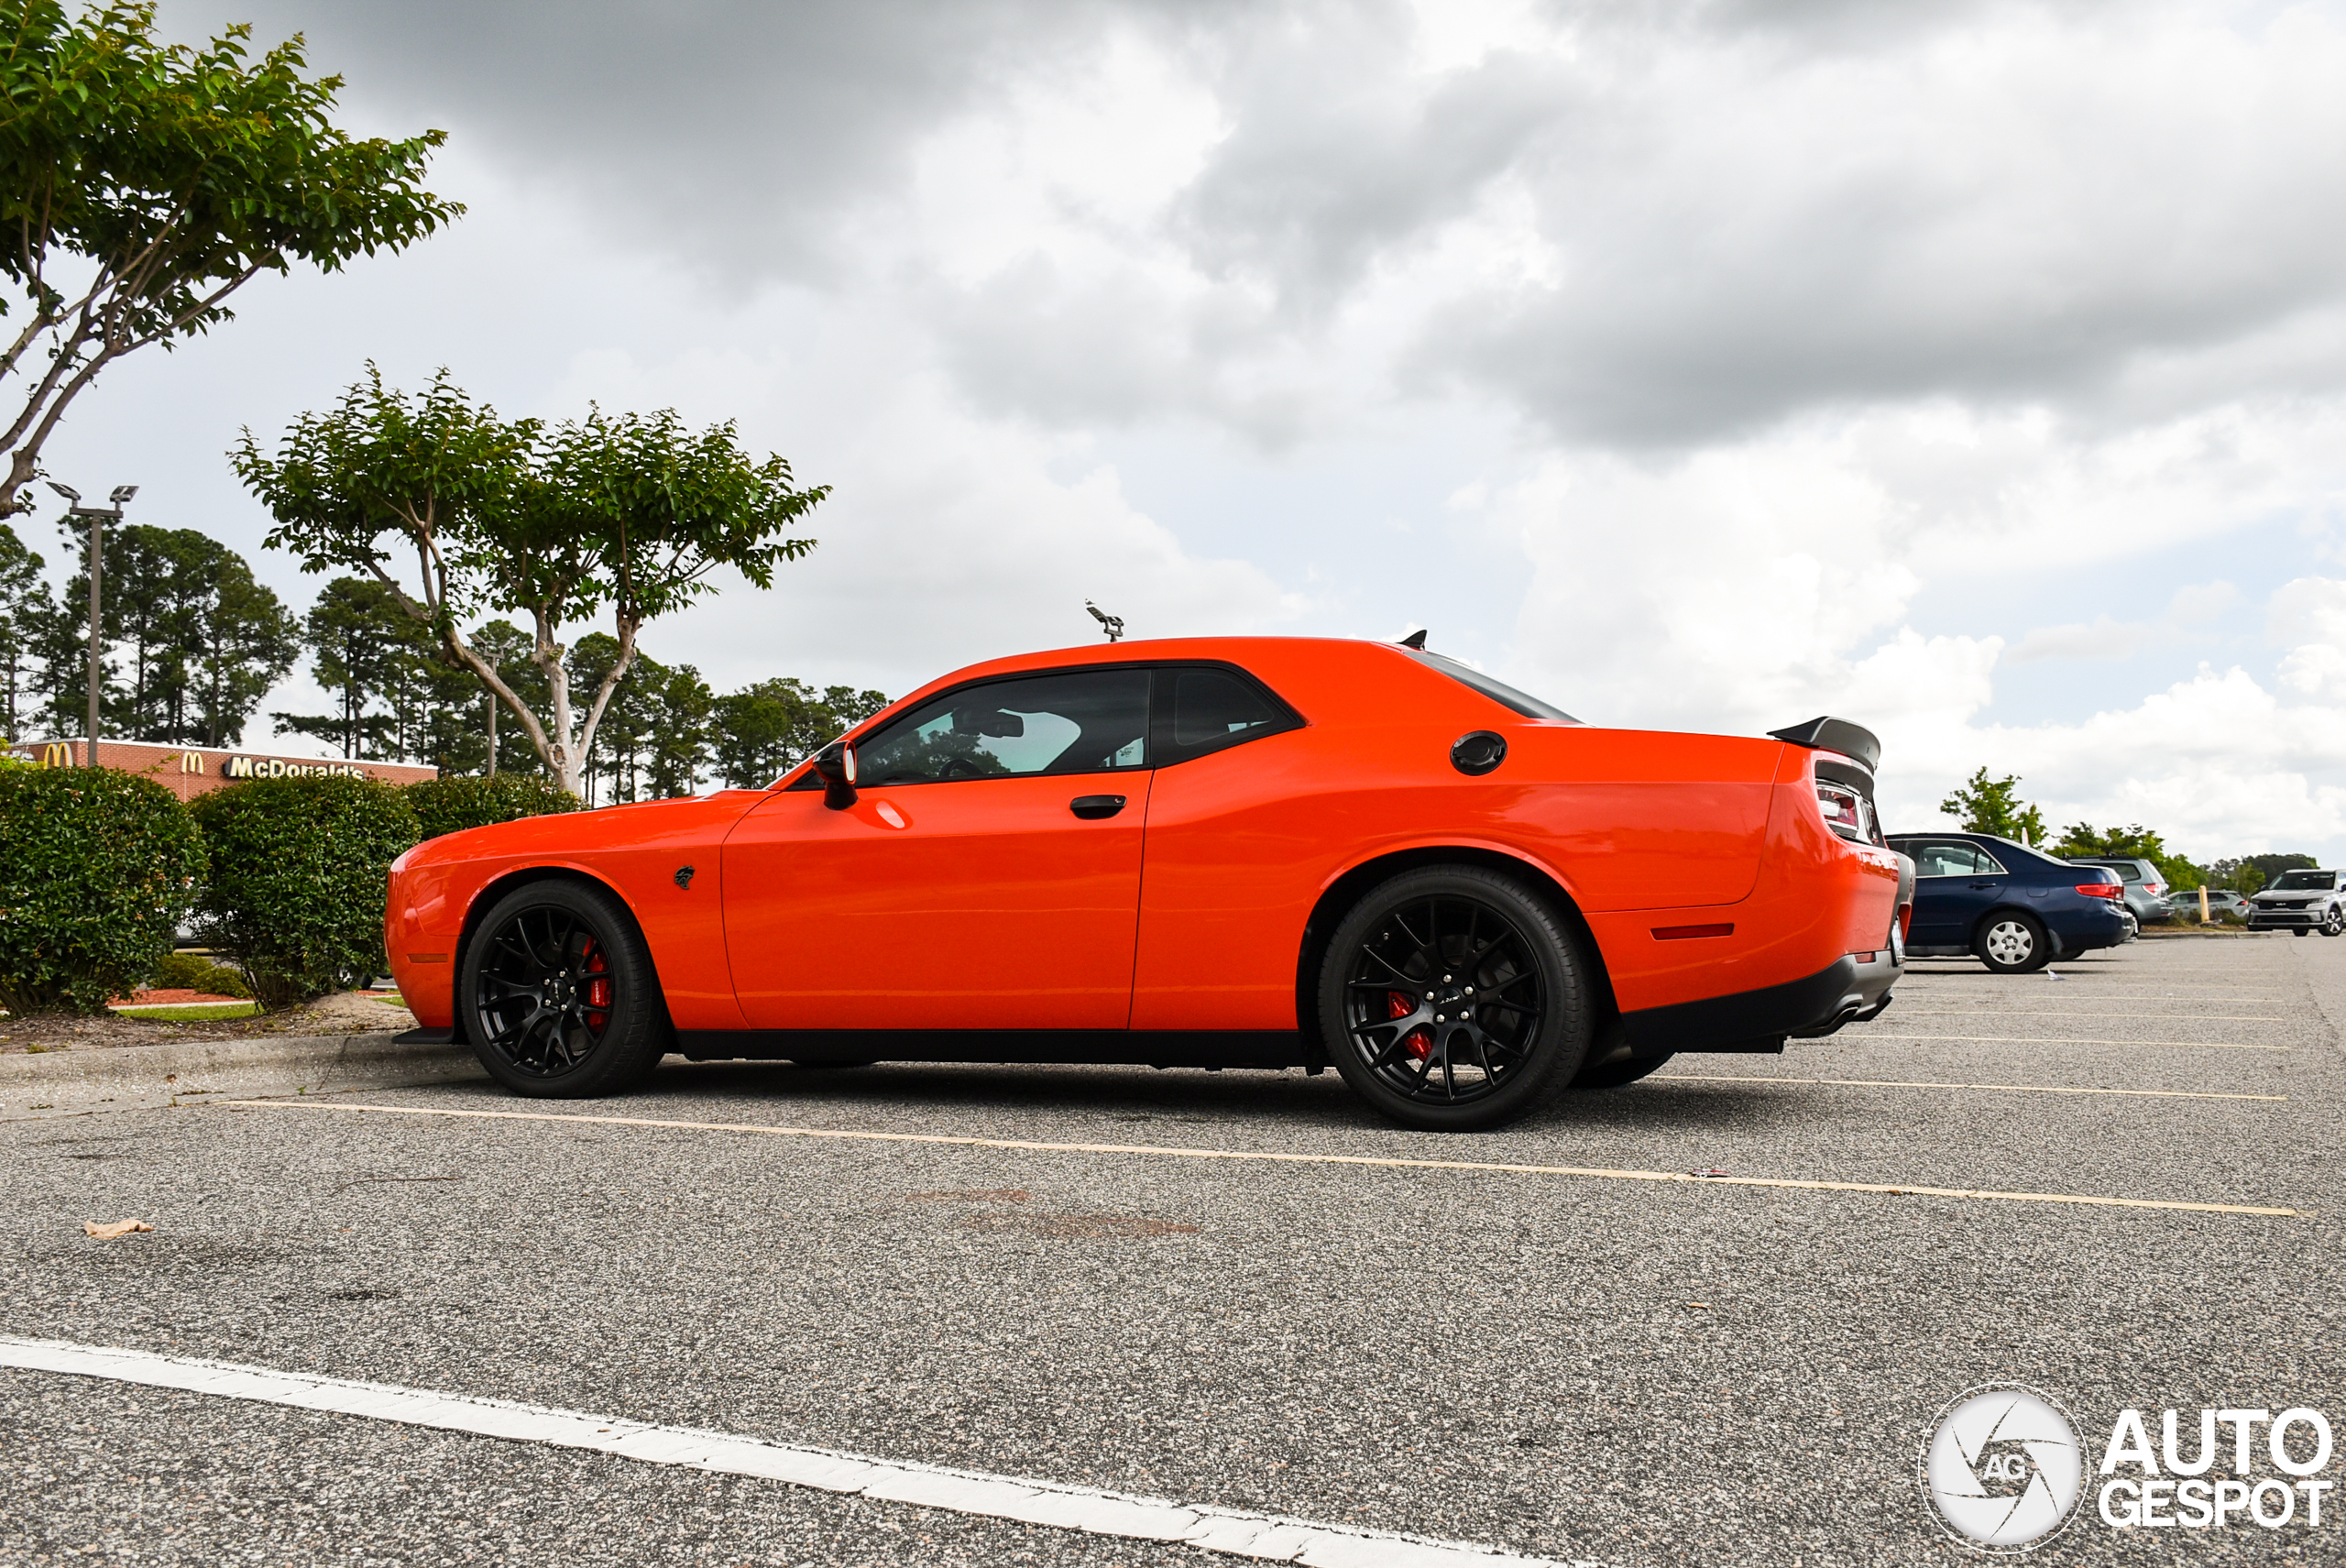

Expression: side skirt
xmin=675 ymin=1029 xmax=1310 ymax=1070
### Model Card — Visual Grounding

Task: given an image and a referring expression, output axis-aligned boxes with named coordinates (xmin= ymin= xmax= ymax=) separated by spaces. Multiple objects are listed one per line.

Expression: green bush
xmin=191 ymin=776 xmax=420 ymax=1011
xmin=154 ymin=950 xmax=254 ymax=999
xmin=0 ymin=767 xmax=206 ymax=1014
xmin=404 ymin=773 xmax=581 ymax=840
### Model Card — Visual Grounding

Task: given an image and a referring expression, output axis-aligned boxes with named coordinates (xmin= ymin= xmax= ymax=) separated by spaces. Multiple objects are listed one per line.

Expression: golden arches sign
xmin=181 ymin=751 xmax=204 ymax=774
xmin=38 ymin=742 xmax=71 ymax=768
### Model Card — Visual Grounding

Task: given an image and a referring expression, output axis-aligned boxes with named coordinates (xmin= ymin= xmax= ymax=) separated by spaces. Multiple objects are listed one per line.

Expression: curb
xmin=0 ymin=1030 xmax=485 ymax=1120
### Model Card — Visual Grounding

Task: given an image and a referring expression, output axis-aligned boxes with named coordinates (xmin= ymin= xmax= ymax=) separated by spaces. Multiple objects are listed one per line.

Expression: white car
xmin=2246 ymin=871 xmax=2345 ymax=936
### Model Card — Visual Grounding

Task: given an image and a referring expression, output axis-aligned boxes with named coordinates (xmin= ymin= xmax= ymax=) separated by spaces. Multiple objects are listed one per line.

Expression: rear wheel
xmin=1977 ymin=912 xmax=2049 ymax=974
xmin=462 ymin=880 xmax=668 ymax=1098
xmin=1317 ymin=866 xmax=1593 ymax=1131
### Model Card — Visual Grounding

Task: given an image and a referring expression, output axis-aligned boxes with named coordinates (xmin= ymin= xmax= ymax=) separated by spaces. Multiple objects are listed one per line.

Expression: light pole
xmin=46 ymin=481 xmax=137 ymax=767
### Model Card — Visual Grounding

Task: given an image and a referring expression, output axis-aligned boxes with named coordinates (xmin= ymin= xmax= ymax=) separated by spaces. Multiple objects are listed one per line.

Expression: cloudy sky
xmin=27 ymin=0 xmax=2346 ymax=857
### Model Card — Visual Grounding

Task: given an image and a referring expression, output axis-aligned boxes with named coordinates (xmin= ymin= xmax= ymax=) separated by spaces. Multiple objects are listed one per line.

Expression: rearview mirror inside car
xmin=952 ymin=707 xmax=1025 ymax=739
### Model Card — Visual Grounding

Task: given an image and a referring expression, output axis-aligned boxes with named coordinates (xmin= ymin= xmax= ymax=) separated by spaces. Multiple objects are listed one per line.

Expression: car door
xmin=720 ymin=665 xmax=1154 ymax=1031
xmin=1905 ymin=840 xmax=2006 ymax=946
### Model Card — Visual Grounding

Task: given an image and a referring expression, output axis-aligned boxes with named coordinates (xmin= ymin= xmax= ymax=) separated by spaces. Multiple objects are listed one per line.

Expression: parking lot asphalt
xmin=4 ymin=933 xmax=2340 ymax=1566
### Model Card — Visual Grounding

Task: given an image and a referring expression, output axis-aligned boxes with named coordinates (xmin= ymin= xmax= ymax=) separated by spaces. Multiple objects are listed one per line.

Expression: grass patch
xmin=110 ymin=1001 xmax=261 ymax=1021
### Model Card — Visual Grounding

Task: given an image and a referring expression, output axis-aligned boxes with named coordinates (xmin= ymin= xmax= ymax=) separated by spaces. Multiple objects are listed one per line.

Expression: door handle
xmin=1968 ymin=880 xmax=1995 ymax=889
xmin=1069 ymin=794 xmax=1127 ymax=819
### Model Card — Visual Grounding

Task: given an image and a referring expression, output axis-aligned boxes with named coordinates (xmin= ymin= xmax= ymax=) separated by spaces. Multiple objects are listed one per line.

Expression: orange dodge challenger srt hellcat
xmin=386 ymin=636 xmax=1912 ymax=1130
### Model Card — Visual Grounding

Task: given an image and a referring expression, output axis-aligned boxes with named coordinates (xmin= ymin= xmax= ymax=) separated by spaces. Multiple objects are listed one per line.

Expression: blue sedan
xmin=1883 ymin=832 xmax=2130 ymax=972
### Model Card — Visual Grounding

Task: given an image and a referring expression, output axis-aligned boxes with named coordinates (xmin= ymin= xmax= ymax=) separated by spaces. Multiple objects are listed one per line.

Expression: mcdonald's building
xmin=6 ymin=740 xmax=436 ymax=802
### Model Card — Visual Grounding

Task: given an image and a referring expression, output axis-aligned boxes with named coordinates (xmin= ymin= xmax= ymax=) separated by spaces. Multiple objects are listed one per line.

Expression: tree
xmin=711 ymin=677 xmax=887 ymax=788
xmin=2054 ymin=822 xmax=2207 ymax=891
xmin=1940 ymin=768 xmax=2047 ymax=844
xmin=238 ymin=369 xmax=827 ymax=797
xmin=39 ymin=518 xmax=296 ymax=745
xmin=192 ymin=554 xmax=300 ymax=746
xmin=274 ymin=575 xmax=419 ymax=759
xmin=0 ymin=4 xmax=459 ymax=512
xmin=0 ymin=518 xmax=43 ymax=740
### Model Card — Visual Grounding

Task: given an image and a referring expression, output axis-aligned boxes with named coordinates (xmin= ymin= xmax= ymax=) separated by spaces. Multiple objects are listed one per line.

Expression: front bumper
xmin=2248 ymin=905 xmax=2329 ymax=929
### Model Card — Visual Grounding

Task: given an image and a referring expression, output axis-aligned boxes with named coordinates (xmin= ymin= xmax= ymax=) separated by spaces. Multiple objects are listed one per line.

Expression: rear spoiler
xmin=1768 ymin=716 xmax=1880 ymax=773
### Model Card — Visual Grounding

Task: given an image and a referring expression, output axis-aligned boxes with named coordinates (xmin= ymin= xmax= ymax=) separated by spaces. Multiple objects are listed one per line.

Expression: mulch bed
xmin=1 ymin=992 xmax=418 ymax=1052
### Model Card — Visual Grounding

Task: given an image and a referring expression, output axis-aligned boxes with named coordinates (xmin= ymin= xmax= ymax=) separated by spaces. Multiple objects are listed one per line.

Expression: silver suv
xmin=2066 ymin=856 xmax=2176 ymax=926
xmin=2246 ymin=870 xmax=2346 ymax=937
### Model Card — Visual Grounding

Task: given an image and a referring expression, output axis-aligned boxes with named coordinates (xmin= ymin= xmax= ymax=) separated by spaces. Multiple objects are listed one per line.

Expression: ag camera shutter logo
xmin=1920 ymin=1385 xmax=2085 ymax=1551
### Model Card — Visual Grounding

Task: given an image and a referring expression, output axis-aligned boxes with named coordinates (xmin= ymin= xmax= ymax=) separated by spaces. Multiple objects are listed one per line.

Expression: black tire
xmin=1571 ymin=1049 xmax=1675 ymax=1091
xmin=1976 ymin=911 xmax=2050 ymax=974
xmin=2324 ymin=907 xmax=2344 ymax=938
xmin=1316 ymin=865 xmax=1594 ymax=1131
xmin=461 ymin=879 xmax=669 ymax=1098
xmin=2297 ymin=928 xmax=2312 ymax=938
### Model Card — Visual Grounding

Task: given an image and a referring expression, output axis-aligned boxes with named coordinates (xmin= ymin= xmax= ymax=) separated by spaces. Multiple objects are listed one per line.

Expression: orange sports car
xmin=387 ymin=636 xmax=1912 ymax=1130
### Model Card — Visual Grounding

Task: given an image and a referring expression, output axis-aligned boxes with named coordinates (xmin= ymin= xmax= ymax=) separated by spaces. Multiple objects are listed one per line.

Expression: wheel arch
xmin=1291 ymin=845 xmax=1617 ymax=1048
xmin=448 ymin=864 xmax=658 ymax=1047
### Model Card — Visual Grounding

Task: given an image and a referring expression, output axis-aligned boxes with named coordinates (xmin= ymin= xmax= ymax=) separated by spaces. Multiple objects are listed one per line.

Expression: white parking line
xmin=0 ymin=1335 xmax=1574 ymax=1568
xmin=1833 ymin=1033 xmax=2284 ymax=1049
xmin=1886 ymin=1010 xmax=2286 ymax=1022
xmin=1652 ymin=1074 xmax=2285 ymax=1102
xmin=218 ymin=1100 xmax=2308 ymax=1217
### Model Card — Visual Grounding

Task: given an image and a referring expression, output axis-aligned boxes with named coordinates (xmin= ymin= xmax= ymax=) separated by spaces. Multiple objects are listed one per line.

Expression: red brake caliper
xmin=1389 ymin=991 xmax=1431 ymax=1061
xmin=584 ymin=943 xmax=611 ymax=1015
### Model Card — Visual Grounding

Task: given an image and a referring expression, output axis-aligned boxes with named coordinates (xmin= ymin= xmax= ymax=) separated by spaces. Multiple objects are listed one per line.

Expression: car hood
xmin=400 ymin=790 xmax=773 ymax=869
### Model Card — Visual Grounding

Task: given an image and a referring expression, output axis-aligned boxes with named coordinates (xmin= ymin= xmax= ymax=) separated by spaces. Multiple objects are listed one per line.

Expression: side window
xmin=2116 ymin=863 xmax=2143 ymax=883
xmin=1910 ymin=842 xmax=1972 ymax=878
xmin=853 ymin=669 xmax=1151 ymax=785
xmin=1153 ymin=664 xmax=1304 ymax=763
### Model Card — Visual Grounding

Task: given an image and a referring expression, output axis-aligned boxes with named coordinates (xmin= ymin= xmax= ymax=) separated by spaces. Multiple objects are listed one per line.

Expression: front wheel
xmin=462 ymin=879 xmax=669 ymax=1098
xmin=2324 ymin=907 xmax=2344 ymax=938
xmin=1317 ymin=866 xmax=1594 ymax=1131
xmin=1977 ymin=912 xmax=2050 ymax=974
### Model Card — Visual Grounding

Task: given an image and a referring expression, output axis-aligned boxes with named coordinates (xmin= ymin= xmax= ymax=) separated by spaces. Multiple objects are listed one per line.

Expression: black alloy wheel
xmin=462 ymin=879 xmax=669 ymax=1098
xmin=1976 ymin=911 xmax=2050 ymax=974
xmin=1317 ymin=866 xmax=1592 ymax=1131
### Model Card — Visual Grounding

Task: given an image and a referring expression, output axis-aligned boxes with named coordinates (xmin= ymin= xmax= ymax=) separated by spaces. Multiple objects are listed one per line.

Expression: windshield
xmin=2270 ymin=871 xmax=2334 ymax=891
xmin=1402 ymin=649 xmax=1578 ymax=722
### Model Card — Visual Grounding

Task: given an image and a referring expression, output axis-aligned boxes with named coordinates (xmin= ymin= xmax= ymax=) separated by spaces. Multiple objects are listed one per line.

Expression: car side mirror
xmin=811 ymin=740 xmax=858 ymax=810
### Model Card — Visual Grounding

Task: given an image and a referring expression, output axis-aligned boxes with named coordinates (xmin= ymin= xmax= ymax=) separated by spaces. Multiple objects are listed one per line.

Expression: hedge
xmin=191 ymin=776 xmax=420 ymax=1011
xmin=405 ymin=774 xmax=581 ymax=840
xmin=0 ymin=767 xmax=207 ymax=1014
xmin=155 ymin=950 xmax=254 ymax=1000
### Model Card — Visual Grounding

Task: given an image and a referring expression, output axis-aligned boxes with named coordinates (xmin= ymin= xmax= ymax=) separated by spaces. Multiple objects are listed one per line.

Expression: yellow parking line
xmin=1837 ymin=1034 xmax=2283 ymax=1049
xmin=1652 ymin=1074 xmax=2285 ymax=1102
xmin=214 ymin=1099 xmax=2306 ymax=1220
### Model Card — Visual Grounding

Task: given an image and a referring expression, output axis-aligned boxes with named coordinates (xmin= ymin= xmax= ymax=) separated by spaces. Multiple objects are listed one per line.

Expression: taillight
xmin=2077 ymin=883 xmax=2123 ymax=900
xmin=1816 ymin=782 xmax=1864 ymax=841
xmin=2145 ymin=883 xmax=2165 ymax=896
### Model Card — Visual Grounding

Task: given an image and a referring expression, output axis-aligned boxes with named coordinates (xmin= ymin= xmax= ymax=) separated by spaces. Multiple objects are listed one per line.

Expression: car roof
xmin=866 ymin=636 xmax=1573 ymax=734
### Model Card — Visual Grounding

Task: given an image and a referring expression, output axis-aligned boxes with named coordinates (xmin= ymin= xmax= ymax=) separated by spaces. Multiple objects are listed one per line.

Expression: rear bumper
xmin=1618 ymin=949 xmax=1901 ymax=1055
